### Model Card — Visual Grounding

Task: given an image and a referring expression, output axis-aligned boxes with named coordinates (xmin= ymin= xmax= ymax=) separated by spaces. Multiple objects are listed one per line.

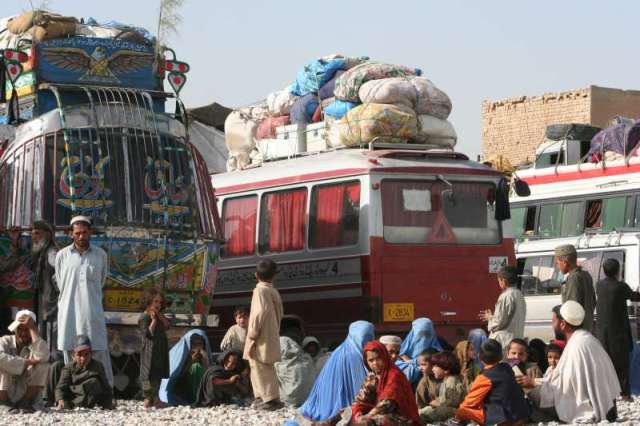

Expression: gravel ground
xmin=1 ymin=398 xmax=640 ymax=425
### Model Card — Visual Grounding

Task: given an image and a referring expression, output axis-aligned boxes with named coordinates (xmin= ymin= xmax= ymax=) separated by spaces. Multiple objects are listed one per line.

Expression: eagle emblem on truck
xmin=41 ymin=46 xmax=153 ymax=84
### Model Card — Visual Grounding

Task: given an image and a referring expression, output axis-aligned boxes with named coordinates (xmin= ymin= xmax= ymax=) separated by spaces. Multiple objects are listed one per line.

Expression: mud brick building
xmin=481 ymin=85 xmax=640 ymax=166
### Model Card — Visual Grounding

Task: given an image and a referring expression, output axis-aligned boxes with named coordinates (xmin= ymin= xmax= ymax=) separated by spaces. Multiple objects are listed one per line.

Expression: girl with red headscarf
xmin=351 ymin=341 xmax=422 ymax=426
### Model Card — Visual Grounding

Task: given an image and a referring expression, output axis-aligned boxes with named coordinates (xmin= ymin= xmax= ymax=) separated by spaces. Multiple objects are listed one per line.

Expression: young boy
xmin=55 ymin=335 xmax=113 ymax=410
xmin=535 ymin=344 xmax=562 ymax=386
xmin=195 ymin=351 xmax=252 ymax=407
xmin=415 ymin=348 xmax=439 ymax=409
xmin=507 ymin=338 xmax=542 ymax=380
xmin=450 ymin=339 xmax=529 ymax=426
xmin=243 ymin=259 xmax=284 ymax=411
xmin=378 ymin=335 xmax=402 ymax=362
xmin=220 ymin=306 xmax=249 ymax=353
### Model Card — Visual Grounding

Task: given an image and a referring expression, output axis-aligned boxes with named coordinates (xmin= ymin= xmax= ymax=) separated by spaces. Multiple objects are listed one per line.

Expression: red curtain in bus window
xmin=223 ymin=196 xmax=257 ymax=256
xmin=312 ymin=182 xmax=360 ymax=248
xmin=267 ymin=189 xmax=307 ymax=252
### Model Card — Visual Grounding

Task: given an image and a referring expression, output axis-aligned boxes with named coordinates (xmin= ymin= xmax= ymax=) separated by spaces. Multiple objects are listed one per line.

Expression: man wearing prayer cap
xmin=555 ymin=244 xmax=596 ymax=332
xmin=55 ymin=216 xmax=113 ymax=387
xmin=517 ymin=302 xmax=621 ymax=423
xmin=0 ymin=310 xmax=49 ymax=412
xmin=379 ymin=335 xmax=402 ymax=362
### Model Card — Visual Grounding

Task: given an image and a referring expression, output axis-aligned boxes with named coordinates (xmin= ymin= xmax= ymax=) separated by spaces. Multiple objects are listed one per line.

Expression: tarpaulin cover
xmin=323 ymin=99 xmax=358 ymax=119
xmin=359 ymin=77 xmax=452 ymax=119
xmin=545 ymin=123 xmax=601 ymax=142
xmin=337 ymin=103 xmax=418 ymax=146
xmin=588 ymin=120 xmax=640 ymax=162
xmin=290 ymin=58 xmax=346 ymax=97
xmin=318 ymin=70 xmax=345 ymax=100
xmin=334 ymin=62 xmax=422 ymax=102
xmin=256 ymin=115 xmax=290 ymax=140
xmin=188 ymin=102 xmax=232 ymax=131
xmin=188 ymin=121 xmax=228 ymax=174
xmin=290 ymin=94 xmax=319 ymax=125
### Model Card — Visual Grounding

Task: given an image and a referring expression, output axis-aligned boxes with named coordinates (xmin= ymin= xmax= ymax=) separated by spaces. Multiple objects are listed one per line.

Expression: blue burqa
xmin=396 ymin=318 xmax=443 ymax=384
xmin=159 ymin=329 xmax=212 ymax=405
xmin=468 ymin=328 xmax=488 ymax=369
xmin=299 ymin=321 xmax=375 ymax=421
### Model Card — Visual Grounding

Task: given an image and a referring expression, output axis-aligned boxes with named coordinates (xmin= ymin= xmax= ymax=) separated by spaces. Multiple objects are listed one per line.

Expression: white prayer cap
xmin=302 ymin=336 xmax=320 ymax=348
xmin=560 ymin=301 xmax=585 ymax=326
xmin=8 ymin=310 xmax=36 ymax=333
xmin=379 ymin=335 xmax=402 ymax=346
xmin=70 ymin=215 xmax=92 ymax=227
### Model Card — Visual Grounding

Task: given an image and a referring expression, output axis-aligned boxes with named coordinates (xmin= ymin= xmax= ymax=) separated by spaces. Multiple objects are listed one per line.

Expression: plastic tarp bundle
xmin=266 ymin=87 xmax=300 ymax=116
xmin=545 ymin=123 xmax=601 ymax=142
xmin=318 ymin=70 xmax=345 ymax=100
xmin=323 ymin=99 xmax=358 ymax=119
xmin=334 ymin=103 xmax=418 ymax=146
xmin=224 ymin=110 xmax=259 ymax=171
xmin=588 ymin=120 xmax=640 ymax=162
xmin=256 ymin=115 xmax=290 ymax=140
xmin=358 ymin=77 xmax=452 ymax=119
xmin=290 ymin=94 xmax=319 ymax=125
xmin=290 ymin=58 xmax=346 ymax=97
xmin=188 ymin=121 xmax=228 ymax=174
xmin=7 ymin=10 xmax=77 ymax=42
xmin=334 ymin=62 xmax=422 ymax=102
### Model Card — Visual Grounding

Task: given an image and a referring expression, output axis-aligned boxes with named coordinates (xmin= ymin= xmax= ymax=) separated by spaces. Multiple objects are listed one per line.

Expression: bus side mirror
xmin=513 ymin=178 xmax=531 ymax=197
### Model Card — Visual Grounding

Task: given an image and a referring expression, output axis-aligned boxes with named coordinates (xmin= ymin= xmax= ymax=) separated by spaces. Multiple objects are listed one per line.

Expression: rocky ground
xmin=2 ymin=398 xmax=640 ymax=425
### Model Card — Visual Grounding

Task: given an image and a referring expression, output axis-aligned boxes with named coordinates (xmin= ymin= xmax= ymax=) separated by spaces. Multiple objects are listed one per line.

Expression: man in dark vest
xmin=555 ymin=244 xmax=596 ymax=332
xmin=595 ymin=258 xmax=640 ymax=400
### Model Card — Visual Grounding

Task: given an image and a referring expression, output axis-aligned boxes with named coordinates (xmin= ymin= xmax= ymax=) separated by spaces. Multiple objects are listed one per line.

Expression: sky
xmin=3 ymin=0 xmax=639 ymax=158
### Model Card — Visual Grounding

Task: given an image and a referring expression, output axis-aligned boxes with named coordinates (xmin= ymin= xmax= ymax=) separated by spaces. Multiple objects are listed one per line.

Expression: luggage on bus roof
xmin=544 ymin=123 xmax=601 ymax=141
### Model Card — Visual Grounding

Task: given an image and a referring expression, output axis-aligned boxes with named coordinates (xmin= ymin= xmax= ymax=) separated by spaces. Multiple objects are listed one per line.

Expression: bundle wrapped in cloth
xmin=7 ymin=10 xmax=77 ymax=42
xmin=224 ymin=110 xmax=260 ymax=171
xmin=334 ymin=62 xmax=422 ymax=103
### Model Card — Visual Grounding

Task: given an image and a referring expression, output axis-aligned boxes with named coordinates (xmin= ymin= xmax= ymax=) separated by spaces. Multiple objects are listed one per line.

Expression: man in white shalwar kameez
xmin=55 ymin=216 xmax=113 ymax=387
xmin=479 ymin=266 xmax=526 ymax=352
xmin=520 ymin=301 xmax=620 ymax=423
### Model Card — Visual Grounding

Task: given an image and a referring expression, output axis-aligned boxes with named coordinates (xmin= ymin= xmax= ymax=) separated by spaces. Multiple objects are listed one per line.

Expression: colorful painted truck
xmin=0 ymin=14 xmax=221 ymax=381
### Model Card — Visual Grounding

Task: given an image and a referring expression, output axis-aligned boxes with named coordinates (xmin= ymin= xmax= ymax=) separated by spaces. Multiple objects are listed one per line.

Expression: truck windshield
xmin=381 ymin=179 xmax=501 ymax=245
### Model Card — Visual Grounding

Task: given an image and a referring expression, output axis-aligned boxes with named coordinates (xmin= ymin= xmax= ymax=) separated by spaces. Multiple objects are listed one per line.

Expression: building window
xmin=309 ymin=181 xmax=360 ymax=249
xmin=222 ymin=196 xmax=257 ymax=257
xmin=259 ymin=188 xmax=307 ymax=254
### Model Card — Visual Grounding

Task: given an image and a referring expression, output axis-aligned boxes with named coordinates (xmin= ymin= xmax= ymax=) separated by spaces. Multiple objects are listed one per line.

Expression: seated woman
xmin=275 ymin=336 xmax=315 ymax=407
xmin=159 ymin=330 xmax=212 ymax=405
xmin=397 ymin=318 xmax=443 ymax=385
xmin=350 ymin=341 xmax=421 ymax=426
xmin=454 ymin=340 xmax=480 ymax=392
xmin=195 ymin=351 xmax=251 ymax=407
xmin=299 ymin=321 xmax=375 ymax=421
xmin=419 ymin=351 xmax=465 ymax=424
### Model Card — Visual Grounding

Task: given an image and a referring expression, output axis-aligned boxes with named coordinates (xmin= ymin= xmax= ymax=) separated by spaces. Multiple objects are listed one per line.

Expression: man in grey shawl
xmin=555 ymin=244 xmax=596 ymax=332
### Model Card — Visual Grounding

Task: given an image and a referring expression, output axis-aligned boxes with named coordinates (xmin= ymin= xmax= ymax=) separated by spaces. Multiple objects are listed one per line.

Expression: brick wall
xmin=481 ymin=88 xmax=591 ymax=166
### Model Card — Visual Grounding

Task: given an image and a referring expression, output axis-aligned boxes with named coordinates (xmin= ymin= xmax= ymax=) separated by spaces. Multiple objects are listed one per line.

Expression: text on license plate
xmin=383 ymin=303 xmax=415 ymax=322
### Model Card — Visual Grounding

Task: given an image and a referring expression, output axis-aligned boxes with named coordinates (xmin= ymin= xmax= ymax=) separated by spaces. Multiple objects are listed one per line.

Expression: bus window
xmin=537 ymin=203 xmax=562 ymax=237
xmin=259 ymin=188 xmax=307 ymax=254
xmin=633 ymin=196 xmax=640 ymax=228
xmin=222 ymin=195 xmax=257 ymax=257
xmin=381 ymin=180 xmax=501 ymax=245
xmin=602 ymin=197 xmax=626 ymax=231
xmin=309 ymin=181 xmax=360 ymax=249
xmin=519 ymin=255 xmax=562 ymax=296
xmin=585 ymin=199 xmax=602 ymax=229
xmin=561 ymin=202 xmax=583 ymax=237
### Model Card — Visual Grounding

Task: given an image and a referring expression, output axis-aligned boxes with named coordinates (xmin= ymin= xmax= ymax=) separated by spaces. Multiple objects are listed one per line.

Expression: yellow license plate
xmin=104 ymin=289 xmax=143 ymax=311
xmin=383 ymin=303 xmax=415 ymax=322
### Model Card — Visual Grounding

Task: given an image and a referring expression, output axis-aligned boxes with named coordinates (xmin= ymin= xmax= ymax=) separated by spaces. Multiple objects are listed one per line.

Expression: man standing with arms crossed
xmin=55 ymin=216 xmax=113 ymax=387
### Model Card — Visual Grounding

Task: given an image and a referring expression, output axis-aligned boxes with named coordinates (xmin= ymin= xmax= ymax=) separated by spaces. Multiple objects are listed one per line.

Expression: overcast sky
xmin=4 ymin=0 xmax=638 ymax=158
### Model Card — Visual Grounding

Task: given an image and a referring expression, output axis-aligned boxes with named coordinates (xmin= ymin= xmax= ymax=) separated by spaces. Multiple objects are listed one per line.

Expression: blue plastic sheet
xmin=323 ymin=100 xmax=358 ymax=119
xmin=299 ymin=321 xmax=375 ymax=421
xmin=290 ymin=58 xmax=346 ymax=97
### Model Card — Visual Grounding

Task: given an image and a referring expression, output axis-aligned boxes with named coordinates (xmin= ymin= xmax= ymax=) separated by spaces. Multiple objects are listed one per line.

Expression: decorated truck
xmin=0 ymin=11 xmax=221 ymax=393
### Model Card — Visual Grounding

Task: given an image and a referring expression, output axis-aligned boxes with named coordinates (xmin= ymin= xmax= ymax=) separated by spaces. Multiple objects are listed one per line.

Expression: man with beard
xmin=56 ymin=216 xmax=113 ymax=387
xmin=517 ymin=301 xmax=620 ymax=423
xmin=0 ymin=310 xmax=49 ymax=412
xmin=29 ymin=221 xmax=59 ymax=361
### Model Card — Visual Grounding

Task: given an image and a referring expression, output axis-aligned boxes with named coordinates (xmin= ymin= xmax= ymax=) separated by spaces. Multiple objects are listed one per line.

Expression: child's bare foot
xmin=153 ymin=399 xmax=167 ymax=409
xmin=143 ymin=398 xmax=153 ymax=409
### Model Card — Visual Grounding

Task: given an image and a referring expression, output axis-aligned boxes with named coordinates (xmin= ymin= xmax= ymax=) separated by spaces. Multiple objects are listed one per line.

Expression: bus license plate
xmin=384 ymin=303 xmax=415 ymax=322
xmin=104 ymin=289 xmax=143 ymax=311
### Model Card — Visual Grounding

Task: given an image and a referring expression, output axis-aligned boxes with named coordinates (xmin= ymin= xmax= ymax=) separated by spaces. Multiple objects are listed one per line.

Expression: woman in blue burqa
xmin=159 ymin=329 xmax=212 ymax=405
xmin=396 ymin=318 xmax=443 ymax=385
xmin=299 ymin=320 xmax=375 ymax=421
xmin=468 ymin=328 xmax=487 ymax=370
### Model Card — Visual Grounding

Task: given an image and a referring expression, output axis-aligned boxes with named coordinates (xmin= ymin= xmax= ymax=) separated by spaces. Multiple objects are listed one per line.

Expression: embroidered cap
xmin=8 ymin=310 xmax=36 ymax=332
xmin=379 ymin=335 xmax=402 ymax=345
xmin=70 ymin=215 xmax=92 ymax=227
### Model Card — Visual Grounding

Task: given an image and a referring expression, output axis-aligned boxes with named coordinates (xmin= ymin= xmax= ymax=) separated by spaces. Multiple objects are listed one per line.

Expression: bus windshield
xmin=381 ymin=179 xmax=501 ymax=245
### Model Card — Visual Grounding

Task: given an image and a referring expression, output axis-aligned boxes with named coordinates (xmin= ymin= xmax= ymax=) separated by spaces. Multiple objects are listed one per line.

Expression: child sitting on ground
xmin=55 ymin=335 xmax=113 ymax=410
xmin=450 ymin=339 xmax=529 ymax=426
xmin=420 ymin=351 xmax=466 ymax=423
xmin=415 ymin=348 xmax=439 ymax=409
xmin=195 ymin=351 xmax=251 ymax=407
xmin=220 ymin=306 xmax=249 ymax=353
xmin=175 ymin=334 xmax=209 ymax=404
xmin=139 ymin=288 xmax=170 ymax=408
xmin=535 ymin=343 xmax=562 ymax=386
